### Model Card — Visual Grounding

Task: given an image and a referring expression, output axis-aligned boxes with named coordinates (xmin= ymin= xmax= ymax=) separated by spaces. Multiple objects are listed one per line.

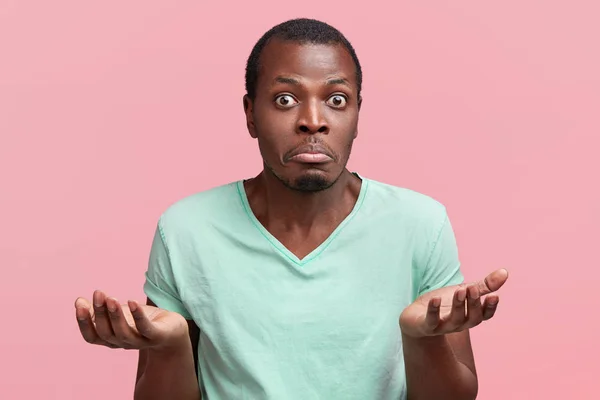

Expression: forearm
xmin=402 ymin=333 xmax=478 ymax=400
xmin=135 ymin=341 xmax=201 ymax=400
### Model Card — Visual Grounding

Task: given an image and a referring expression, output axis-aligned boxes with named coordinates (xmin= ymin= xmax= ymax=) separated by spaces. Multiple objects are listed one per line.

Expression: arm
xmin=400 ymin=211 xmax=508 ymax=399
xmin=134 ymin=298 xmax=201 ymax=400
xmin=74 ymin=222 xmax=202 ymax=399
xmin=400 ymin=271 xmax=506 ymax=400
xmin=74 ymin=291 xmax=203 ymax=400
xmin=402 ymin=330 xmax=478 ymax=400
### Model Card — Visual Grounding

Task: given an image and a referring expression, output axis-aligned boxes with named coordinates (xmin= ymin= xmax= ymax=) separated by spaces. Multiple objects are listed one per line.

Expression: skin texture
xmin=242 ymin=39 xmax=363 ymax=260
xmin=400 ymin=269 xmax=509 ymax=399
xmin=74 ymin=39 xmax=509 ymax=400
xmin=244 ymin=40 xmax=361 ymax=193
xmin=74 ymin=293 xmax=200 ymax=400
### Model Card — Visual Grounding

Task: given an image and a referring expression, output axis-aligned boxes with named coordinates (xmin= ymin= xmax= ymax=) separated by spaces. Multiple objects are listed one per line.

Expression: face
xmin=244 ymin=40 xmax=361 ymax=192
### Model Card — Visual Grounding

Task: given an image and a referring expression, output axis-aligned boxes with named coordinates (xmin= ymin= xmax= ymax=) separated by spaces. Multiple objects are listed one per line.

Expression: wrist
xmin=401 ymin=332 xmax=454 ymax=362
xmin=401 ymin=330 xmax=448 ymax=344
xmin=399 ymin=325 xmax=428 ymax=340
xmin=150 ymin=334 xmax=192 ymax=358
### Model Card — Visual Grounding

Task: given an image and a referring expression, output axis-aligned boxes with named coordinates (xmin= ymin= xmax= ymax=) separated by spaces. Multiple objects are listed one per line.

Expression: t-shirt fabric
xmin=143 ymin=174 xmax=465 ymax=400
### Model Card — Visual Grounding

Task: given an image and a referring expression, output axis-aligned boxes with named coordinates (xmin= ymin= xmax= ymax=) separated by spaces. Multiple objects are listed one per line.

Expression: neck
xmin=244 ymin=168 xmax=362 ymax=231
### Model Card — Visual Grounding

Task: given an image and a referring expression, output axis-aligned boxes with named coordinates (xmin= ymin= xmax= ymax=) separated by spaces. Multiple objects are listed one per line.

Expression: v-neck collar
xmin=236 ymin=174 xmax=369 ymax=266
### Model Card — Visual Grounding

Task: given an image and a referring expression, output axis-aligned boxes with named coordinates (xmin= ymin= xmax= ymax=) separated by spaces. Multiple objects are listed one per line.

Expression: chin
xmin=286 ymin=167 xmax=347 ymax=192
xmin=289 ymin=174 xmax=332 ymax=192
xmin=266 ymin=162 xmax=342 ymax=192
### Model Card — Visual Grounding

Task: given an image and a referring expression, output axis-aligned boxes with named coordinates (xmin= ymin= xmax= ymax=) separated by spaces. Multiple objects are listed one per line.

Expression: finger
xmin=424 ymin=297 xmax=442 ymax=332
xmin=93 ymin=290 xmax=115 ymax=341
xmin=75 ymin=297 xmax=102 ymax=345
xmin=477 ymin=268 xmax=509 ymax=296
xmin=465 ymin=285 xmax=484 ymax=328
xmin=482 ymin=295 xmax=500 ymax=321
xmin=128 ymin=300 xmax=156 ymax=339
xmin=106 ymin=297 xmax=143 ymax=348
xmin=447 ymin=287 xmax=467 ymax=328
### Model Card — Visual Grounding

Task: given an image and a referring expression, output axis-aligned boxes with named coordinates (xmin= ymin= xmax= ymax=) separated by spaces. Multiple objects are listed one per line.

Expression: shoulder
xmin=157 ymin=180 xmax=243 ymax=234
xmin=362 ymin=177 xmax=448 ymax=227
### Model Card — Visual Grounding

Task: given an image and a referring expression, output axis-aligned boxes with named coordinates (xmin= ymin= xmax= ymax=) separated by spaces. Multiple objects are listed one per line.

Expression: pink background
xmin=1 ymin=1 xmax=599 ymax=399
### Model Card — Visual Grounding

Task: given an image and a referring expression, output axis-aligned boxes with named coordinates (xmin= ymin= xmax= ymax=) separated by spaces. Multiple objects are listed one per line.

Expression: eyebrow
xmin=325 ymin=78 xmax=350 ymax=87
xmin=273 ymin=76 xmax=351 ymax=88
xmin=274 ymin=76 xmax=301 ymax=85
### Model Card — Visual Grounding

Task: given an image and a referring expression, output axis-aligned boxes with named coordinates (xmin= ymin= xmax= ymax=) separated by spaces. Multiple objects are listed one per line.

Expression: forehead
xmin=257 ymin=40 xmax=357 ymax=86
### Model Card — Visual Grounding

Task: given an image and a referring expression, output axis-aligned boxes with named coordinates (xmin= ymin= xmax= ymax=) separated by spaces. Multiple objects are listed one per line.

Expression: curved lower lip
xmin=289 ymin=152 xmax=332 ymax=163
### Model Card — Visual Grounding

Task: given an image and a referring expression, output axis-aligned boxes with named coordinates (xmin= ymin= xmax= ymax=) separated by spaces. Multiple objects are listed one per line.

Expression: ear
xmin=354 ymin=95 xmax=362 ymax=139
xmin=243 ymin=94 xmax=257 ymax=139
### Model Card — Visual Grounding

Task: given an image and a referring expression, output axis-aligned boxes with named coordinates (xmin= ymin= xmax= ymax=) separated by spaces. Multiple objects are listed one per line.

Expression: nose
xmin=296 ymin=99 xmax=329 ymax=135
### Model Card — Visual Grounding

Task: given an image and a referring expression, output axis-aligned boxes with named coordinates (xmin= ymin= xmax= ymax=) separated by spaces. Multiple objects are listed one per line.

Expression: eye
xmin=326 ymin=94 xmax=347 ymax=108
xmin=274 ymin=94 xmax=298 ymax=108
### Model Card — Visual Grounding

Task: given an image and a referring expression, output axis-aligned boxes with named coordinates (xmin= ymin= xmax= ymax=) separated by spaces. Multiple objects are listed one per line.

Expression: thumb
xmin=128 ymin=300 xmax=157 ymax=339
xmin=477 ymin=268 xmax=509 ymax=296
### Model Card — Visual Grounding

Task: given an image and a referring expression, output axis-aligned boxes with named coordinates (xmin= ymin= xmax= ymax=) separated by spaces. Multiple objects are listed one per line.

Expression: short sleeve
xmin=143 ymin=220 xmax=192 ymax=319
xmin=417 ymin=211 xmax=465 ymax=297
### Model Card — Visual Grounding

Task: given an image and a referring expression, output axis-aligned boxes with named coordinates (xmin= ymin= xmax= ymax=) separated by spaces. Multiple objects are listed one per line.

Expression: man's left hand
xmin=400 ymin=269 xmax=509 ymax=338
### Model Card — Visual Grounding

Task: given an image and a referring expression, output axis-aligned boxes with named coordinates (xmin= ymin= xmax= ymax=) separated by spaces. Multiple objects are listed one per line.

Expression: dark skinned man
xmin=75 ymin=18 xmax=508 ymax=400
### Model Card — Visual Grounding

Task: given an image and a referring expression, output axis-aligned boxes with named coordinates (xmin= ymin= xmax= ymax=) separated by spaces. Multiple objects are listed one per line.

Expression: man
xmin=75 ymin=18 xmax=508 ymax=400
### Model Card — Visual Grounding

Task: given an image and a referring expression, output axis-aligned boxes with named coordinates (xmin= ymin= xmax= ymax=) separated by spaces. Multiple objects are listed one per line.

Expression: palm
xmin=400 ymin=269 xmax=508 ymax=338
xmin=75 ymin=290 xmax=189 ymax=350
xmin=117 ymin=304 xmax=183 ymax=339
xmin=402 ymin=285 xmax=462 ymax=325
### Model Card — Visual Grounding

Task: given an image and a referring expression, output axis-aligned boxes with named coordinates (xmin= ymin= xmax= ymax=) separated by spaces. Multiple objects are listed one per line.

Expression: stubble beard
xmin=264 ymin=141 xmax=354 ymax=193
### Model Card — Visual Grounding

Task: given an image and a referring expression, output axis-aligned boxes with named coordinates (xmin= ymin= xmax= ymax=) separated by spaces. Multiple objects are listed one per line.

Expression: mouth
xmin=286 ymin=144 xmax=334 ymax=164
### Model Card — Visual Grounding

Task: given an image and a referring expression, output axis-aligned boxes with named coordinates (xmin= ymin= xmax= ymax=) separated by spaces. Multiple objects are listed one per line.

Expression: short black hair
xmin=245 ymin=18 xmax=362 ymax=100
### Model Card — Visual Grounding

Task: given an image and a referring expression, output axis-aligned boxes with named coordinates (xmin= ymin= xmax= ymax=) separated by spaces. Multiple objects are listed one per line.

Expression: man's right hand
xmin=74 ymin=290 xmax=189 ymax=351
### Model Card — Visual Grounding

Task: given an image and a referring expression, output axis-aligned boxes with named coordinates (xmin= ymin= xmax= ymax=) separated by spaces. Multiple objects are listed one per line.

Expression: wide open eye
xmin=326 ymin=94 xmax=348 ymax=108
xmin=274 ymin=94 xmax=298 ymax=108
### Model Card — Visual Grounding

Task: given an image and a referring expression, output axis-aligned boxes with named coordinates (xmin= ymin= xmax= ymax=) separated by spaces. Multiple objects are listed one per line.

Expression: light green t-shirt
xmin=143 ymin=175 xmax=464 ymax=400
